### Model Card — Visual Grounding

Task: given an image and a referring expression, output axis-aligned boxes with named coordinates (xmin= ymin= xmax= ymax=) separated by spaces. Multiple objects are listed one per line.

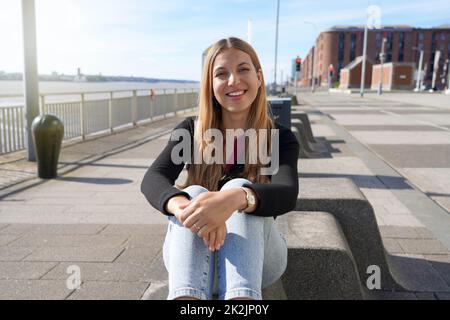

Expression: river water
xmin=0 ymin=80 xmax=200 ymax=107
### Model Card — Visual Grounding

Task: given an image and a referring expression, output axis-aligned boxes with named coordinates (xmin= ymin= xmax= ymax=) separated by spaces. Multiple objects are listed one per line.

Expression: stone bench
xmin=291 ymin=110 xmax=316 ymax=143
xmin=291 ymin=119 xmax=315 ymax=156
xmin=290 ymin=111 xmax=318 ymax=159
xmin=276 ymin=211 xmax=363 ymax=299
xmin=271 ymin=177 xmax=406 ymax=299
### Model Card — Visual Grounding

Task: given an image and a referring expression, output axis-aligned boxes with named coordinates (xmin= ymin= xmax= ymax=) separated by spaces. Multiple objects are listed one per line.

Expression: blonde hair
xmin=179 ymin=37 xmax=274 ymax=191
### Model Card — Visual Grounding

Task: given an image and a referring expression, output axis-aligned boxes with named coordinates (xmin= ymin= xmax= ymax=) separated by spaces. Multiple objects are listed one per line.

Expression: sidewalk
xmin=0 ymin=111 xmax=195 ymax=299
xmin=0 ymin=98 xmax=449 ymax=299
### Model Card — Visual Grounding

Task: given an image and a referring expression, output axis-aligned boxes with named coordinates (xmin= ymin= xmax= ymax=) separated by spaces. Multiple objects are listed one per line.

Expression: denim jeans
xmin=162 ymin=178 xmax=288 ymax=300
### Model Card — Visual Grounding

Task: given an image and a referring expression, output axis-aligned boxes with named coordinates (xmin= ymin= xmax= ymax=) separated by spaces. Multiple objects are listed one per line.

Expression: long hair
xmin=178 ymin=37 xmax=274 ymax=191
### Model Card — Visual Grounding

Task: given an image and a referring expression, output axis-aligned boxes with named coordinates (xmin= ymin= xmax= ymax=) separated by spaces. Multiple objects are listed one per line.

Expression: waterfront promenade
xmin=0 ymin=92 xmax=449 ymax=299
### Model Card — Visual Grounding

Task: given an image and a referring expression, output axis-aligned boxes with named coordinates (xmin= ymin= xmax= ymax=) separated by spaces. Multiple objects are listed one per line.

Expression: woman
xmin=141 ymin=37 xmax=299 ymax=300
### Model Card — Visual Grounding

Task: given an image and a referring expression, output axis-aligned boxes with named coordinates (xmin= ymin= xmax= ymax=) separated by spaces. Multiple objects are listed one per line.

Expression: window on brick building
xmin=350 ymin=33 xmax=356 ymax=61
xmin=338 ymin=33 xmax=345 ymax=78
xmin=398 ymin=32 xmax=405 ymax=61
xmin=376 ymin=33 xmax=381 ymax=49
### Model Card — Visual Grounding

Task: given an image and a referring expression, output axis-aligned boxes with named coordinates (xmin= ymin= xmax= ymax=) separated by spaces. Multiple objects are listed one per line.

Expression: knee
xmin=220 ymin=178 xmax=252 ymax=191
xmin=183 ymin=185 xmax=209 ymax=199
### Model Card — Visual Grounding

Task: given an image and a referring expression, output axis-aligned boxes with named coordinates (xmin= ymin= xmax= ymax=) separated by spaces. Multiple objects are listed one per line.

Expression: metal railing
xmin=0 ymin=88 xmax=199 ymax=155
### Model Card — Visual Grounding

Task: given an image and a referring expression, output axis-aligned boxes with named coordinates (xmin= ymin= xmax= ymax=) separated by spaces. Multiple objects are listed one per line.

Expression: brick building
xmin=299 ymin=25 xmax=450 ymax=90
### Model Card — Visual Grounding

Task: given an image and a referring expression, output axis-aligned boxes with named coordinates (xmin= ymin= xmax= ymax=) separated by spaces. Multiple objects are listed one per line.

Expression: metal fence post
xmin=132 ymin=90 xmax=138 ymax=126
xmin=174 ymin=88 xmax=178 ymax=116
xmin=163 ymin=89 xmax=167 ymax=118
xmin=80 ymin=93 xmax=86 ymax=140
xmin=109 ymin=92 xmax=113 ymax=133
xmin=149 ymin=89 xmax=154 ymax=121
xmin=39 ymin=95 xmax=45 ymax=115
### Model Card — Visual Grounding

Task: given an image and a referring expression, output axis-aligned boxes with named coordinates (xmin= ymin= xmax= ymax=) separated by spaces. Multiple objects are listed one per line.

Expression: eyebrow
xmin=214 ymin=62 xmax=251 ymax=72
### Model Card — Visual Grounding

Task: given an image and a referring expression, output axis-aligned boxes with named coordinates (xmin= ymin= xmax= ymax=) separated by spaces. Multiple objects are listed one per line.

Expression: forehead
xmin=213 ymin=48 xmax=253 ymax=69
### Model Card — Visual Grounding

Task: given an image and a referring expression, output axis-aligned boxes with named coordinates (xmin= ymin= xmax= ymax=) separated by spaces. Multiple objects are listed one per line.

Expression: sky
xmin=0 ymin=0 xmax=449 ymax=83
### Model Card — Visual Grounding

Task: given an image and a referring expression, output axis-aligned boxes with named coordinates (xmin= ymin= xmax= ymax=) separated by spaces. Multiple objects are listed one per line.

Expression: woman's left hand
xmin=179 ymin=189 xmax=244 ymax=237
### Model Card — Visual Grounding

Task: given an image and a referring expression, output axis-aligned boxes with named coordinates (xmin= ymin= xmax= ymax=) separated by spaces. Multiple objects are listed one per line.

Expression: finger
xmin=189 ymin=218 xmax=205 ymax=234
xmin=203 ymin=232 xmax=210 ymax=247
xmin=197 ymin=223 xmax=215 ymax=239
xmin=183 ymin=210 xmax=200 ymax=228
xmin=214 ymin=228 xmax=223 ymax=250
xmin=209 ymin=231 xmax=216 ymax=251
xmin=179 ymin=202 xmax=190 ymax=209
xmin=179 ymin=204 xmax=197 ymax=224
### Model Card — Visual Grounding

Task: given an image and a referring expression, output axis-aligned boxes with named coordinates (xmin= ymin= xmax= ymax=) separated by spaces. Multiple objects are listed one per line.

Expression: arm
xmin=140 ymin=117 xmax=194 ymax=216
xmin=242 ymin=127 xmax=299 ymax=217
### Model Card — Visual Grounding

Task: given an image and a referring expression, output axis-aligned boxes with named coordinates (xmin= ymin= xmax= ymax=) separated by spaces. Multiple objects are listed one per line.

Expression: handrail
xmin=0 ymin=87 xmax=199 ymax=99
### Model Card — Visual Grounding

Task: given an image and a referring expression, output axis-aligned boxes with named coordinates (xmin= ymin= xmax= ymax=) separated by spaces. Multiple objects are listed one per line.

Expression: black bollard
xmin=31 ymin=114 xmax=64 ymax=179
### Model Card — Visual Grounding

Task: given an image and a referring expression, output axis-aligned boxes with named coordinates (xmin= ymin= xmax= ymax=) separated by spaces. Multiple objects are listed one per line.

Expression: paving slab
xmin=42 ymin=262 xmax=158 ymax=282
xmin=0 ymin=261 xmax=58 ymax=280
xmin=67 ymin=281 xmax=149 ymax=300
xmin=8 ymin=234 xmax=129 ymax=248
xmin=0 ymin=224 xmax=107 ymax=235
xmin=23 ymin=245 xmax=125 ymax=263
xmin=114 ymin=247 xmax=161 ymax=264
xmin=0 ymin=280 xmax=73 ymax=300
xmin=388 ymin=254 xmax=450 ymax=292
xmin=397 ymin=239 xmax=450 ymax=255
xmin=0 ymin=247 xmax=34 ymax=261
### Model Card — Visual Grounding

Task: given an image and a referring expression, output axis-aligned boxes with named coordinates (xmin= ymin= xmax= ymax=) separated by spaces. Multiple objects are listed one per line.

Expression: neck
xmin=221 ymin=109 xmax=249 ymax=131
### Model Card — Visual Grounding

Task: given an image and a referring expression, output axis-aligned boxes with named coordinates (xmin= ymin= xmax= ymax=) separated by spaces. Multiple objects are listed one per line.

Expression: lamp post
xmin=360 ymin=24 xmax=368 ymax=97
xmin=378 ymin=38 xmax=387 ymax=95
xmin=304 ymin=21 xmax=318 ymax=93
xmin=273 ymin=0 xmax=280 ymax=95
xmin=21 ymin=0 xmax=40 ymax=161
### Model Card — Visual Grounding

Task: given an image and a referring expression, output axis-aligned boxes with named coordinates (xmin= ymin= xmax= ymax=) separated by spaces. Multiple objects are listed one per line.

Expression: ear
xmin=257 ymin=69 xmax=263 ymax=88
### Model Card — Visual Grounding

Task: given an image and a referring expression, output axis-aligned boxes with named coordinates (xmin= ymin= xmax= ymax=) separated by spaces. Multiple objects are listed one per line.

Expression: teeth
xmin=228 ymin=91 xmax=245 ymax=96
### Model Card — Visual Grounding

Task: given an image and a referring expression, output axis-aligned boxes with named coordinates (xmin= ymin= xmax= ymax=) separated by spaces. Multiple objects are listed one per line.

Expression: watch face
xmin=248 ymin=195 xmax=256 ymax=206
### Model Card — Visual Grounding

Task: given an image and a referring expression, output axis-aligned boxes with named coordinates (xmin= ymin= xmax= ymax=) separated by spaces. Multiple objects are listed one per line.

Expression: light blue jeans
xmin=162 ymin=178 xmax=288 ymax=300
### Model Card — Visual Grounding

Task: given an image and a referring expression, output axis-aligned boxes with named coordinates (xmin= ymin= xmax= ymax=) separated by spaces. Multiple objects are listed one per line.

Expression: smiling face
xmin=212 ymin=48 xmax=262 ymax=117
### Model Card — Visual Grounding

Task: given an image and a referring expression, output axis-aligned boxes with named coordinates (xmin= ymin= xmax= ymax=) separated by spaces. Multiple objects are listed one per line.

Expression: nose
xmin=227 ymin=72 xmax=240 ymax=86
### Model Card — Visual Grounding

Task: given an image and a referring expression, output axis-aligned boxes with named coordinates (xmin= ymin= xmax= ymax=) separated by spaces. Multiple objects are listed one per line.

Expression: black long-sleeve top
xmin=140 ymin=116 xmax=299 ymax=219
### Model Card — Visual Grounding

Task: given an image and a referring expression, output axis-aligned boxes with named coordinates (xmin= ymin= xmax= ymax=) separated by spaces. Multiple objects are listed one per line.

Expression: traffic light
xmin=328 ymin=64 xmax=334 ymax=78
xmin=296 ymin=57 xmax=301 ymax=72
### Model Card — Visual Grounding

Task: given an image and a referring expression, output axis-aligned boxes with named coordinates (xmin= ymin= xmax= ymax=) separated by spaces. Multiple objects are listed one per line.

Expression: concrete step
xmin=276 ymin=211 xmax=364 ymax=299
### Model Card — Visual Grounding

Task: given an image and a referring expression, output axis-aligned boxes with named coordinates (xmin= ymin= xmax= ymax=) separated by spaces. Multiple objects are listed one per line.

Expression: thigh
xmin=163 ymin=215 xmax=216 ymax=300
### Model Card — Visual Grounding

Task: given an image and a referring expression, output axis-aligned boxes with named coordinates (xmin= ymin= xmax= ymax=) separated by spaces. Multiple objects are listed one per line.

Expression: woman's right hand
xmin=166 ymin=195 xmax=191 ymax=221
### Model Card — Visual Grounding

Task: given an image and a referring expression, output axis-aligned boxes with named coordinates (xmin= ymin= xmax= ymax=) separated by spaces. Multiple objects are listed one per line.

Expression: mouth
xmin=226 ymin=90 xmax=247 ymax=98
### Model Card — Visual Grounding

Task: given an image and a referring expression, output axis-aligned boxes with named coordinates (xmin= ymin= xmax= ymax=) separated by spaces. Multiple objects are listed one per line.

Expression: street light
xmin=360 ymin=21 xmax=369 ymax=97
xmin=304 ymin=21 xmax=318 ymax=93
xmin=21 ymin=0 xmax=40 ymax=161
xmin=378 ymin=38 xmax=387 ymax=95
xmin=273 ymin=0 xmax=280 ymax=95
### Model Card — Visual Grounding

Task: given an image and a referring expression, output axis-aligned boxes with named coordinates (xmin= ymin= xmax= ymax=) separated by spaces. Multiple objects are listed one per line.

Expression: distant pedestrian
xmin=141 ymin=37 xmax=299 ymax=300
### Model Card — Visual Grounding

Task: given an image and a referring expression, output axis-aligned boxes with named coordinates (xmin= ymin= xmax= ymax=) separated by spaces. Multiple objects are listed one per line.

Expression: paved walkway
xmin=0 ymin=95 xmax=449 ymax=299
